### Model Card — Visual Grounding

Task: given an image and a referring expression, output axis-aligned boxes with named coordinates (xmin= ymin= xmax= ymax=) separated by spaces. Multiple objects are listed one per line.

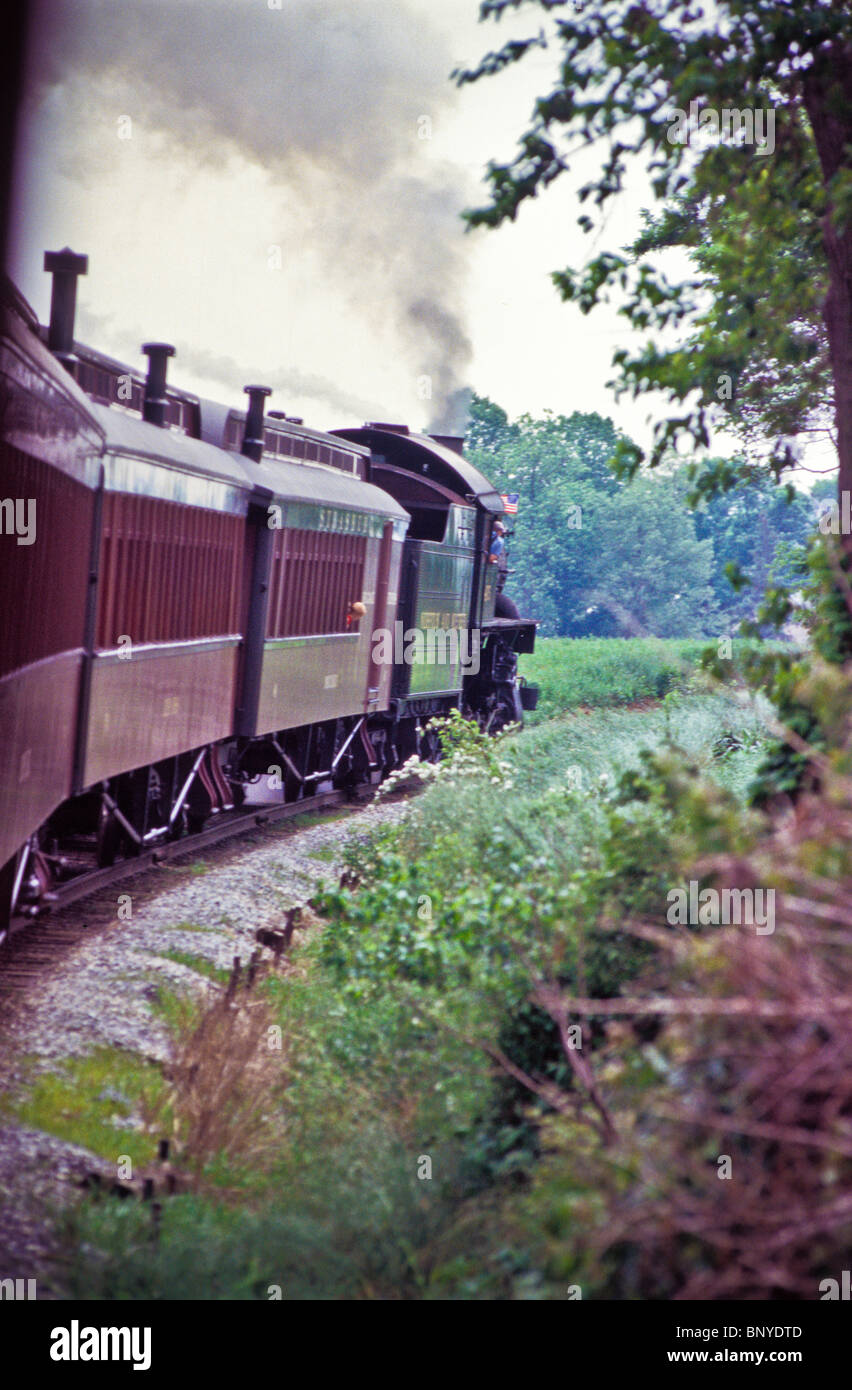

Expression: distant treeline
xmin=466 ymin=396 xmax=828 ymax=639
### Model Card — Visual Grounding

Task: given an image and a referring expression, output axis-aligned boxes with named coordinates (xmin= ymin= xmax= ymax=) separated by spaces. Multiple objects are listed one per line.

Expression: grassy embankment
xmin=7 ymin=638 xmax=775 ymax=1297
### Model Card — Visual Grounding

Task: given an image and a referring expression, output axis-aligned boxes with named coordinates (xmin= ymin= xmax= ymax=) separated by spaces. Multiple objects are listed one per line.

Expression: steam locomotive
xmin=0 ymin=249 xmax=536 ymax=931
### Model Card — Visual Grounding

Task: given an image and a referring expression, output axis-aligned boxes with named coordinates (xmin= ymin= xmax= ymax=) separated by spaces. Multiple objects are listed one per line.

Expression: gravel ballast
xmin=0 ymin=796 xmax=407 ymax=1290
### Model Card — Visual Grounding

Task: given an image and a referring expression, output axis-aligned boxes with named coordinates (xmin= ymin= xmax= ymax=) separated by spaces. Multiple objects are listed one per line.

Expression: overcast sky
xmin=7 ymin=0 xmax=833 ymax=475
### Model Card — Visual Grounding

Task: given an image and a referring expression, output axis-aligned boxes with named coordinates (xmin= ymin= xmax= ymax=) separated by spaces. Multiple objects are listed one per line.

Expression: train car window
xmin=0 ymin=444 xmax=92 ymax=677
xmin=266 ymin=527 xmax=367 ymax=639
xmin=404 ymin=507 xmax=447 ymax=543
xmin=95 ymin=493 xmax=243 ymax=648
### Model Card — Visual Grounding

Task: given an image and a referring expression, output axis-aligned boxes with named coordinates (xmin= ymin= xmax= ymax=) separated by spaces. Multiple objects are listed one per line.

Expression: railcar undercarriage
xmin=2 ymin=643 xmax=533 ymax=932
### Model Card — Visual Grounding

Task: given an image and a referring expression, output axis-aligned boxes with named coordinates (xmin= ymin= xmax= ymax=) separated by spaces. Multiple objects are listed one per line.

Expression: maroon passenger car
xmin=0 ymin=275 xmax=104 ymax=920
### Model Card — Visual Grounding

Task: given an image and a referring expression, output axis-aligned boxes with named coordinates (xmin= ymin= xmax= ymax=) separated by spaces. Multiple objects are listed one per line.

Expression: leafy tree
xmin=810 ymin=475 xmax=837 ymax=506
xmin=478 ymin=405 xmax=622 ymax=502
xmin=467 ymin=404 xmax=718 ymax=636
xmin=583 ymin=473 xmax=720 ymax=638
xmin=689 ymin=466 xmax=818 ymax=626
xmin=457 ymin=1 xmax=852 ymax=507
xmin=466 ymin=393 xmax=518 ymax=453
xmin=617 ymin=121 xmax=832 ymax=477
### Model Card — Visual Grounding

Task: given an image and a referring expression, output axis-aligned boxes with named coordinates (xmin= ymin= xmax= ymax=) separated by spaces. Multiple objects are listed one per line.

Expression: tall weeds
xmin=158 ymin=956 xmax=290 ymax=1187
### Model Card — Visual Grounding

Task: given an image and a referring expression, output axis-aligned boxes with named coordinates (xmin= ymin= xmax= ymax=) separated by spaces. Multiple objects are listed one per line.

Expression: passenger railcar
xmin=0 ymin=250 xmax=535 ymax=930
xmin=0 ymin=273 xmax=104 ymax=919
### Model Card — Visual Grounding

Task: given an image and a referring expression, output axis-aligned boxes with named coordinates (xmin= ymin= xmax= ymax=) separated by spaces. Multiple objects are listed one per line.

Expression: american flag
xmin=501 ymin=493 xmax=519 ymax=515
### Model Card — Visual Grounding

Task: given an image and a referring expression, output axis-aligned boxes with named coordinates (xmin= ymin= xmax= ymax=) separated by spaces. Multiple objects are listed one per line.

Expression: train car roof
xmin=196 ymin=395 xmax=232 ymax=448
xmin=2 ymin=278 xmax=105 ymax=485
xmin=248 ymin=454 xmax=409 ymax=521
xmin=4 ymin=273 xmax=41 ymax=332
xmin=333 ymin=425 xmax=505 ymax=515
xmin=89 ymin=402 xmax=408 ymax=520
xmin=197 ymin=396 xmax=371 ymax=457
xmin=90 ymin=402 xmax=253 ymax=491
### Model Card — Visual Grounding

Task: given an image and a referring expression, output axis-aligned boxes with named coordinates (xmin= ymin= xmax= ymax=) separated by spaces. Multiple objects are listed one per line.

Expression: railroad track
xmin=0 ymin=786 xmax=367 ymax=1001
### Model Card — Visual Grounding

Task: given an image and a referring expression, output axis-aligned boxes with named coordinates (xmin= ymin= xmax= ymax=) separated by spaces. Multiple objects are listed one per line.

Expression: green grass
xmin=147 ymin=978 xmax=205 ymax=1034
xmin=168 ymin=920 xmax=222 ymax=934
xmin=307 ymin=844 xmax=339 ymax=863
xmin=519 ymin=636 xmax=740 ymax=722
xmin=390 ymin=690 xmax=769 ymax=885
xmin=2 ymin=1047 xmax=167 ymax=1166
xmin=157 ymin=949 xmax=231 ymax=985
xmin=273 ymin=809 xmax=351 ymax=833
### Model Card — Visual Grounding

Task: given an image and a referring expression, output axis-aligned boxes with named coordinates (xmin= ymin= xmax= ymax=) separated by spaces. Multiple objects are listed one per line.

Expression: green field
xmin=518 ymin=636 xmax=722 ymax=720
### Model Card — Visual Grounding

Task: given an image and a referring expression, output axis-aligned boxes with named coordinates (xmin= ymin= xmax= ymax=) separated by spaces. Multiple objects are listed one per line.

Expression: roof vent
xmin=365 ymin=422 xmax=409 ymax=435
xmin=43 ymin=248 xmax=88 ymax=364
xmin=267 ymin=410 xmax=304 ymax=425
xmin=141 ymin=343 xmax=175 ymax=427
xmin=242 ymin=385 xmax=272 ymax=461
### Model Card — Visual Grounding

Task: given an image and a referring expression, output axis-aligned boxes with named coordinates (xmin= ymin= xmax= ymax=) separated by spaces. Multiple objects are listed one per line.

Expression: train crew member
xmin=490 ymin=520 xmax=521 ymax=619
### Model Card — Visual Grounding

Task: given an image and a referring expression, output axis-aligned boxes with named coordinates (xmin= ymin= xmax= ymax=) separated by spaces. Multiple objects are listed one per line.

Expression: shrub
xmin=494 ymin=677 xmax=852 ymax=1299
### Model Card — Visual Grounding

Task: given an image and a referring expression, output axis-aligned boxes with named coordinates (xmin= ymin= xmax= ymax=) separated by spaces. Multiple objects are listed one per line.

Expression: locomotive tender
xmin=0 ymin=250 xmax=535 ymax=930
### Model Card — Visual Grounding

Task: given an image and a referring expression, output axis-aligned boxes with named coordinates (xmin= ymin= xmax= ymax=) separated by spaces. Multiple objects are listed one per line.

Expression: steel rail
xmin=5 ymin=785 xmax=368 ymax=940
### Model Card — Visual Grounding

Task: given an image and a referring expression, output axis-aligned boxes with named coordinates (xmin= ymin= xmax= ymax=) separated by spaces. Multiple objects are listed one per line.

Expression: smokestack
xmin=242 ymin=385 xmax=272 ymax=462
xmin=141 ymin=343 xmax=175 ymax=427
xmin=43 ymin=248 xmax=88 ymax=364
